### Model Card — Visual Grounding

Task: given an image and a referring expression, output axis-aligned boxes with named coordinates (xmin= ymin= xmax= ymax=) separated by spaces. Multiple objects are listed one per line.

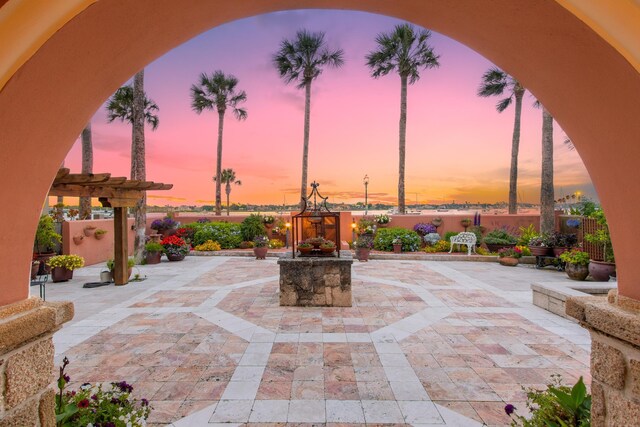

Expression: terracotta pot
xmin=499 ymin=257 xmax=519 ymax=267
xmin=431 ymin=219 xmax=442 ymax=227
xmin=72 ymin=235 xmax=84 ymax=245
xmin=94 ymin=232 xmax=106 ymax=240
xmin=486 ymin=243 xmax=515 ymax=253
xmin=51 ymin=266 xmax=73 ymax=282
xmin=566 ymin=263 xmax=589 ymax=281
xmin=393 ymin=244 xmax=402 ymax=254
xmin=589 ymin=260 xmax=616 ymax=281
xmin=145 ymin=251 xmax=162 ymax=265
xmin=31 ymin=261 xmax=40 ymax=280
xmin=355 ymin=248 xmax=371 ymax=262
xmin=149 ymin=234 xmax=162 ymax=243
xmin=166 ymin=252 xmax=186 ymax=261
xmin=83 ymin=226 xmax=96 ymax=237
xmin=34 ymin=252 xmax=55 ymax=274
xmin=528 ymin=246 xmax=552 ymax=256
xmin=552 ymin=247 xmax=569 ymax=257
xmin=298 ymin=246 xmax=313 ymax=255
xmin=320 ymin=246 xmax=335 ymax=254
xmin=253 ymin=247 xmax=268 ymax=259
xmin=377 ymin=223 xmax=388 ymax=228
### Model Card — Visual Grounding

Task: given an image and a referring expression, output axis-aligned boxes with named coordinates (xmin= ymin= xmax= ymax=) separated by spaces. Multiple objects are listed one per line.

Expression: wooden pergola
xmin=48 ymin=168 xmax=173 ymax=285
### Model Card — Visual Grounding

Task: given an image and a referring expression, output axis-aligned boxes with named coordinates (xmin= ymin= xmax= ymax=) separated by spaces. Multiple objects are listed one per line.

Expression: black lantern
xmin=292 ymin=181 xmax=340 ymax=258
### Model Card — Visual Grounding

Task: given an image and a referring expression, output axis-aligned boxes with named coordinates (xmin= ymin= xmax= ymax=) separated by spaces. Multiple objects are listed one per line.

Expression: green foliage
xmin=559 ymin=249 xmax=590 ymax=266
xmin=94 ymin=228 xmax=108 ymax=236
xmin=193 ymin=222 xmax=242 ymax=248
xmin=484 ymin=228 xmax=518 ymax=245
xmin=476 ymin=247 xmax=490 ymax=256
xmin=357 ymin=218 xmax=376 ymax=235
xmin=433 ymin=240 xmax=451 ymax=252
xmin=507 ymin=375 xmax=591 ymax=427
xmin=269 ymin=239 xmax=285 ymax=249
xmin=47 ymin=255 xmax=84 ymax=270
xmin=144 ymin=242 xmax=163 ymax=253
xmin=468 ymin=226 xmax=484 ymax=244
xmin=444 ymin=231 xmax=459 ymax=242
xmin=568 ymin=198 xmax=598 ymax=217
xmin=374 ymin=227 xmax=421 ymax=252
xmin=239 ymin=241 xmax=255 ymax=249
xmin=106 ymin=257 xmax=135 ymax=271
xmin=518 ymin=224 xmax=538 ymax=246
xmin=34 ymin=215 xmax=62 ymax=253
xmin=240 ymin=214 xmax=267 ymax=242
xmin=194 ymin=240 xmax=221 ymax=251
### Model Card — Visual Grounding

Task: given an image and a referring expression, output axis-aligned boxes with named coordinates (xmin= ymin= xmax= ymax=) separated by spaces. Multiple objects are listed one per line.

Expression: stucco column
xmin=567 ymin=292 xmax=640 ymax=425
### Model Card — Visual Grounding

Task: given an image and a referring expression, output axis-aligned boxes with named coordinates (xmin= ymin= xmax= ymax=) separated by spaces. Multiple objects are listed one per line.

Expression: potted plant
xmin=320 ymin=240 xmax=336 ymax=254
xmin=374 ymin=214 xmax=391 ymax=227
xmin=413 ymin=223 xmax=436 ymax=237
xmin=306 ymin=236 xmax=325 ymax=249
xmin=262 ymin=215 xmax=275 ymax=228
xmin=431 ymin=217 xmax=443 ymax=228
xmin=72 ymin=235 xmax=84 ymax=245
xmin=94 ymin=228 xmax=108 ymax=240
xmin=83 ymin=225 xmax=97 ymax=237
xmin=357 ymin=219 xmax=376 ymax=236
xmin=548 ymin=232 xmax=578 ymax=256
xmin=34 ymin=215 xmax=62 ymax=274
xmin=484 ymin=228 xmax=518 ymax=252
xmin=498 ymin=246 xmax=522 ymax=266
xmin=460 ymin=217 xmax=472 ymax=231
xmin=297 ymin=241 xmax=313 ymax=255
xmin=528 ymin=235 xmax=552 ymax=256
xmin=47 ymin=254 xmax=84 ymax=282
xmin=144 ymin=241 xmax=163 ymax=264
xmin=161 ymin=235 xmax=190 ymax=261
xmin=106 ymin=257 xmax=135 ymax=280
xmin=392 ymin=237 xmax=402 ymax=254
xmin=584 ymin=210 xmax=615 ymax=281
xmin=239 ymin=241 xmax=255 ymax=249
xmin=253 ymin=235 xmax=269 ymax=259
xmin=354 ymin=235 xmax=374 ymax=262
xmin=559 ymin=249 xmax=590 ymax=280
xmin=150 ymin=217 xmax=179 ymax=237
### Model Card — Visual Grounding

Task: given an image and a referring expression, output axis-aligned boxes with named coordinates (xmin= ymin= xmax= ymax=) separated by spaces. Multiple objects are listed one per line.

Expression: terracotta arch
xmin=1 ymin=0 xmax=639 ymax=306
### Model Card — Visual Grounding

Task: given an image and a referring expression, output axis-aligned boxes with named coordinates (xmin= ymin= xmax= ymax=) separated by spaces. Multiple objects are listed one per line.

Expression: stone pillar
xmin=0 ymin=298 xmax=74 ymax=426
xmin=567 ymin=291 xmax=640 ymax=425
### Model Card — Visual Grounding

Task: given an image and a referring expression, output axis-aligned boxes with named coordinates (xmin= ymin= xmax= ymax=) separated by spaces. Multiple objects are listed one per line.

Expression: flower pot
xmin=565 ymin=263 xmax=589 ymax=281
xmin=393 ymin=244 xmax=402 ymax=254
xmin=298 ymin=246 xmax=313 ymax=255
xmin=355 ymin=248 xmax=371 ymax=262
xmin=486 ymin=243 xmax=515 ymax=253
xmin=94 ymin=232 xmax=106 ymax=240
xmin=253 ymin=247 xmax=268 ymax=259
xmin=320 ymin=246 xmax=335 ymax=254
xmin=145 ymin=251 xmax=162 ymax=265
xmin=377 ymin=223 xmax=388 ymax=228
xmin=499 ymin=257 xmax=519 ymax=267
xmin=51 ymin=266 xmax=73 ymax=282
xmin=166 ymin=252 xmax=186 ymax=261
xmin=35 ymin=252 xmax=55 ymax=275
xmin=552 ymin=247 xmax=569 ymax=257
xmin=149 ymin=233 xmax=162 ymax=243
xmin=72 ymin=235 xmax=84 ymax=245
xmin=528 ymin=246 xmax=552 ymax=257
xmin=589 ymin=260 xmax=616 ymax=281
xmin=31 ymin=261 xmax=40 ymax=280
xmin=431 ymin=218 xmax=442 ymax=227
xmin=83 ymin=226 xmax=96 ymax=237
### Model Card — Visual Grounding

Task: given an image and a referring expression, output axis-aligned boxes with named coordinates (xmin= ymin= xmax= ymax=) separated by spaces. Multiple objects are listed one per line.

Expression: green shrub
xmin=144 ymin=242 xmax=163 ymax=253
xmin=34 ymin=215 xmax=61 ymax=253
xmin=518 ymin=224 xmax=538 ymax=246
xmin=374 ymin=227 xmax=421 ymax=252
xmin=484 ymin=228 xmax=518 ymax=245
xmin=269 ymin=239 xmax=285 ymax=249
xmin=240 ymin=214 xmax=267 ymax=242
xmin=433 ymin=240 xmax=451 ymax=252
xmin=193 ymin=222 xmax=242 ymax=248
xmin=559 ymin=249 xmax=590 ymax=266
xmin=444 ymin=231 xmax=458 ymax=242
xmin=468 ymin=226 xmax=484 ymax=244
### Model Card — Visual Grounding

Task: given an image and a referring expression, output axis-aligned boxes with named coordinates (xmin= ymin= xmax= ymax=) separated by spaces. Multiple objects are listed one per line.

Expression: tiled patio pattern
xmin=50 ymin=257 xmax=591 ymax=426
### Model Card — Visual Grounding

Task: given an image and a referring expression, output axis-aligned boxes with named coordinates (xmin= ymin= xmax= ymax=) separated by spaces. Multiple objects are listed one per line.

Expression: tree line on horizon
xmin=74 ymin=21 xmax=560 ymax=259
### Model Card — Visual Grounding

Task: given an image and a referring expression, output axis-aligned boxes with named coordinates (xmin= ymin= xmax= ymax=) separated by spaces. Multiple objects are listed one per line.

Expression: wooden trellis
xmin=48 ymin=168 xmax=172 ymax=285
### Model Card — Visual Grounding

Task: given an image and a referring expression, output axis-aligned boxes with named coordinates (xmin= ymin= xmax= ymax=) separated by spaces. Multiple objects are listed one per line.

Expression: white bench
xmin=449 ymin=232 xmax=477 ymax=255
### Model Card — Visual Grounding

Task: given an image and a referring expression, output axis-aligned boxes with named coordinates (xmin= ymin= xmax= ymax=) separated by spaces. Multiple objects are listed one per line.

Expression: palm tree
xmin=106 ymin=70 xmax=159 ymax=262
xmin=190 ymin=71 xmax=247 ymax=216
xmin=273 ymin=30 xmax=344 ymax=209
xmin=79 ymin=123 xmax=93 ymax=219
xmin=540 ymin=107 xmax=555 ymax=234
xmin=366 ymin=24 xmax=440 ymax=214
xmin=214 ymin=168 xmax=242 ymax=216
xmin=478 ymin=67 xmax=526 ymax=214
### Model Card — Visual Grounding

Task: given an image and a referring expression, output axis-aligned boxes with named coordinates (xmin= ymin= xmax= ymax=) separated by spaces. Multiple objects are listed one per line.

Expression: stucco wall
xmin=62 ymin=219 xmax=135 ymax=267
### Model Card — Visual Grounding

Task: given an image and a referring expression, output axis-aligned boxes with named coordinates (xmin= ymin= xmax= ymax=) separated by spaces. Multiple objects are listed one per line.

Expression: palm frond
xmin=496 ymin=97 xmax=513 ymax=113
xmin=190 ymin=71 xmax=247 ymax=121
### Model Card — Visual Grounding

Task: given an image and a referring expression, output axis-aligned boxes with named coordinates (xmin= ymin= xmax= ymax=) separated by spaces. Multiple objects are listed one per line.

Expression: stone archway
xmin=1 ymin=0 xmax=640 ymax=424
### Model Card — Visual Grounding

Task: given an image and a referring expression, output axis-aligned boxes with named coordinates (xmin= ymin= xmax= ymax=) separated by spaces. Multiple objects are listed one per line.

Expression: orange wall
xmin=62 ymin=219 xmax=135 ymax=267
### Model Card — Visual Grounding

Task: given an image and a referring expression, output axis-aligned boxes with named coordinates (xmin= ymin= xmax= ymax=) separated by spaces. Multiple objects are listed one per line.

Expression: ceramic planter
xmin=253 ymin=247 xmax=268 ymax=259
xmin=83 ymin=226 xmax=96 ymax=237
xmin=589 ymin=260 xmax=616 ymax=281
xmin=94 ymin=232 xmax=106 ymax=240
xmin=298 ymin=246 xmax=313 ymax=255
xmin=145 ymin=251 xmax=162 ymax=265
xmin=552 ymin=247 xmax=569 ymax=257
xmin=72 ymin=235 xmax=84 ymax=245
xmin=566 ymin=263 xmax=589 ymax=281
xmin=486 ymin=243 xmax=515 ymax=253
xmin=499 ymin=257 xmax=519 ymax=267
xmin=166 ymin=252 xmax=186 ymax=261
xmin=321 ymin=246 xmax=335 ymax=254
xmin=355 ymin=248 xmax=371 ymax=262
xmin=51 ymin=266 xmax=73 ymax=282
xmin=528 ymin=246 xmax=552 ymax=256
xmin=393 ymin=244 xmax=402 ymax=254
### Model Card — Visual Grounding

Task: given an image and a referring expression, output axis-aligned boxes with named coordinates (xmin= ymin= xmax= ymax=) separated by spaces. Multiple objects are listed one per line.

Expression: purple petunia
xmin=504 ymin=403 xmax=516 ymax=415
xmin=413 ymin=223 xmax=436 ymax=235
xmin=63 ymin=374 xmax=70 ymax=383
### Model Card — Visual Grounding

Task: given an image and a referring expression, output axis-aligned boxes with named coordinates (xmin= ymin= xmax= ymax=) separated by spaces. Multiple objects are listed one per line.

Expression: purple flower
xmin=78 ymin=398 xmax=90 ymax=408
xmin=413 ymin=223 xmax=436 ymax=235
xmin=113 ymin=381 xmax=133 ymax=393
xmin=91 ymin=394 xmax=98 ymax=400
xmin=141 ymin=398 xmax=149 ymax=407
xmin=504 ymin=404 xmax=516 ymax=415
xmin=63 ymin=374 xmax=70 ymax=383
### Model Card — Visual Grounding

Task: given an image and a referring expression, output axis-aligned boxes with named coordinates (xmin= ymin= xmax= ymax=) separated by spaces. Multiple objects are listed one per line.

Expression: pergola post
xmin=113 ymin=206 xmax=129 ymax=285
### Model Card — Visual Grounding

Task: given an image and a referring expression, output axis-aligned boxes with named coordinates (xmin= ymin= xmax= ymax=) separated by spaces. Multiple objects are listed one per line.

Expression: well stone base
xmin=278 ymin=250 xmax=353 ymax=307
xmin=0 ymin=298 xmax=74 ymax=426
xmin=567 ymin=290 xmax=640 ymax=426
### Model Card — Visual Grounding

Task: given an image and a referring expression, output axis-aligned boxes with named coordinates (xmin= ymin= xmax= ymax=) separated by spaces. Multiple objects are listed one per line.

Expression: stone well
xmin=278 ymin=250 xmax=353 ymax=307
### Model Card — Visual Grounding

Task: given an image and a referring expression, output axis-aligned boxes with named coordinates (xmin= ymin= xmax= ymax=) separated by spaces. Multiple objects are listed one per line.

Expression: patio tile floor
xmin=47 ymin=256 xmax=591 ymax=426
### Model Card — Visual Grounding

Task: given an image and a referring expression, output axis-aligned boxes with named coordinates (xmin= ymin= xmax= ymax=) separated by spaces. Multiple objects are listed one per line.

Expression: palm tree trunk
xmin=398 ymin=74 xmax=408 ymax=214
xmin=300 ymin=81 xmax=312 ymax=210
xmin=540 ymin=108 xmax=555 ymax=234
xmin=215 ymin=110 xmax=225 ymax=216
xmin=226 ymin=183 xmax=231 ymax=216
xmin=132 ymin=70 xmax=147 ymax=263
xmin=79 ymin=123 xmax=93 ymax=219
xmin=508 ymin=87 xmax=525 ymax=214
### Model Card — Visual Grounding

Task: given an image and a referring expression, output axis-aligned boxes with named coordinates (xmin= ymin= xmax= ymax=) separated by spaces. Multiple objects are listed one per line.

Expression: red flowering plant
xmin=174 ymin=227 xmax=195 ymax=246
xmin=161 ymin=235 xmax=190 ymax=257
xmin=55 ymin=357 xmax=151 ymax=426
xmin=498 ymin=246 xmax=523 ymax=258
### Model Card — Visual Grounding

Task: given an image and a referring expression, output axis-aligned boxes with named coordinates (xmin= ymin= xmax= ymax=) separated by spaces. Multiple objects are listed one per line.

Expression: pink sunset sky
xmin=61 ymin=9 xmax=595 ymax=207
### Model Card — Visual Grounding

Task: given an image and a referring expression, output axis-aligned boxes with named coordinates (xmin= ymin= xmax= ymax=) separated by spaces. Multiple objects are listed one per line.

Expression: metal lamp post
xmin=285 ymin=222 xmax=291 ymax=249
xmin=351 ymin=219 xmax=357 ymax=245
xmin=363 ymin=174 xmax=369 ymax=215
